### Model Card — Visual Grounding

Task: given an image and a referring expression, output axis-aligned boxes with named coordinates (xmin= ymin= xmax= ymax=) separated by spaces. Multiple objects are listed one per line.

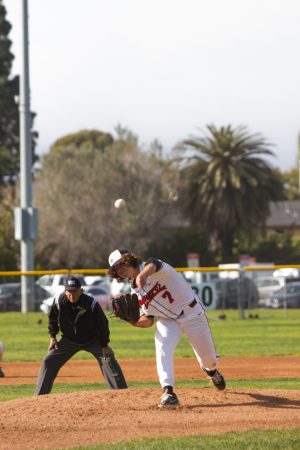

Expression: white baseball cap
xmin=108 ymin=249 xmax=128 ymax=267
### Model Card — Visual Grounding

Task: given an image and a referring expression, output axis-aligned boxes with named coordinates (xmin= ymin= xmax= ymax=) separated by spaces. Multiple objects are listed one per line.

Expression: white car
xmin=255 ymin=276 xmax=285 ymax=305
xmin=36 ymin=274 xmax=87 ymax=297
xmin=83 ymin=285 xmax=111 ymax=310
xmin=110 ymin=278 xmax=131 ymax=297
xmin=40 ymin=296 xmax=56 ymax=315
xmin=40 ymin=285 xmax=111 ymax=315
xmin=273 ymin=268 xmax=300 ymax=278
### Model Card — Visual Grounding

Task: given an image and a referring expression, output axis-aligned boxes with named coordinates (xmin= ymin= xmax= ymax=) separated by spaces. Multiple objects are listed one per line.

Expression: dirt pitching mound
xmin=0 ymin=387 xmax=299 ymax=450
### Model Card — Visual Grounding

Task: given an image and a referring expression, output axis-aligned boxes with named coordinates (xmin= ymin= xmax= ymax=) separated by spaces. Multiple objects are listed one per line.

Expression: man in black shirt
xmin=34 ymin=277 xmax=127 ymax=395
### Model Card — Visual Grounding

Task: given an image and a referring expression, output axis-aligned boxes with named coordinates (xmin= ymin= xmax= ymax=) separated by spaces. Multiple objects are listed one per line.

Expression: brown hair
xmin=107 ymin=252 xmax=142 ymax=281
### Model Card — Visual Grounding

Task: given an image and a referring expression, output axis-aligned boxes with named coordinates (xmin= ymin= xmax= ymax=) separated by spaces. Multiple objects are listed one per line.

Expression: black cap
xmin=64 ymin=277 xmax=81 ymax=291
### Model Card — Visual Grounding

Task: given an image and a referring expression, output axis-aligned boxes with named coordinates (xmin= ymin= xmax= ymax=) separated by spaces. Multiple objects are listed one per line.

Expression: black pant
xmin=34 ymin=336 xmax=127 ymax=395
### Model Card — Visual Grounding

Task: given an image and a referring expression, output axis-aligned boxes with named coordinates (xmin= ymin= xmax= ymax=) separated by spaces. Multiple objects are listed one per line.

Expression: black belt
xmin=180 ymin=299 xmax=197 ymax=316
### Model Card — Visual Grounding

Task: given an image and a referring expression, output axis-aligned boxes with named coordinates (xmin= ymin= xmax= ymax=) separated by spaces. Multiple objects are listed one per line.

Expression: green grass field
xmin=1 ymin=309 xmax=299 ymax=361
xmin=0 ymin=309 xmax=299 ymax=449
xmin=62 ymin=429 xmax=300 ymax=450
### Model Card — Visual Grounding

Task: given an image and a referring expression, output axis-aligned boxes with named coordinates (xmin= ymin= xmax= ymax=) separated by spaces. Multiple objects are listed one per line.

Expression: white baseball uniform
xmin=132 ymin=260 xmax=219 ymax=388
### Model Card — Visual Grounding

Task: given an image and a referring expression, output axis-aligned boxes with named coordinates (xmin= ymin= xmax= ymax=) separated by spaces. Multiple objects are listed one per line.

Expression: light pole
xmin=15 ymin=0 xmax=38 ymax=312
xmin=298 ymin=132 xmax=300 ymax=194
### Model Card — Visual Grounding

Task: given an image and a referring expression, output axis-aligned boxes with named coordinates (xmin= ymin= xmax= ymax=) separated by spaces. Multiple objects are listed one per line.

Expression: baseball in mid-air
xmin=114 ymin=198 xmax=126 ymax=209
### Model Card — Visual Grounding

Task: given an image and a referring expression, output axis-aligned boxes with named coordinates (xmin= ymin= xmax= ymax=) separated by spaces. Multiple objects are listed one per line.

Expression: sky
xmin=4 ymin=0 xmax=300 ymax=171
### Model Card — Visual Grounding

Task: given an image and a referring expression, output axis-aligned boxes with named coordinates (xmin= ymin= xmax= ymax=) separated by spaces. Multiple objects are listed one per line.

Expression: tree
xmin=176 ymin=124 xmax=284 ymax=261
xmin=49 ymin=129 xmax=113 ymax=154
xmin=33 ymin=128 xmax=172 ymax=269
xmin=0 ymin=0 xmax=37 ymax=186
xmin=0 ymin=187 xmax=19 ymax=269
xmin=146 ymin=226 xmax=216 ymax=267
xmin=279 ymin=168 xmax=300 ymax=200
xmin=240 ymin=230 xmax=300 ymax=265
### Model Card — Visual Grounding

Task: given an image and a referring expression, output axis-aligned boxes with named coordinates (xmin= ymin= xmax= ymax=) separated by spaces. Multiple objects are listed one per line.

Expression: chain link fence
xmin=1 ymin=265 xmax=300 ymax=314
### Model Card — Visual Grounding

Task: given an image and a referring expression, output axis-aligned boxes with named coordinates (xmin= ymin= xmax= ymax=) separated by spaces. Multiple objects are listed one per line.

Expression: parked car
xmin=36 ymin=274 xmax=87 ymax=297
xmin=40 ymin=285 xmax=111 ymax=315
xmin=110 ymin=279 xmax=131 ymax=298
xmin=83 ymin=285 xmax=111 ymax=310
xmin=267 ymin=282 xmax=300 ymax=308
xmin=273 ymin=268 xmax=300 ymax=278
xmin=89 ymin=276 xmax=111 ymax=293
xmin=254 ymin=277 xmax=285 ymax=305
xmin=40 ymin=297 xmax=54 ymax=315
xmin=0 ymin=283 xmax=51 ymax=312
xmin=83 ymin=275 xmax=104 ymax=285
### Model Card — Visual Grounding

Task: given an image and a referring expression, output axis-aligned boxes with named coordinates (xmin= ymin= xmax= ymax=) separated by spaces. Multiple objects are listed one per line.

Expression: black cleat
xmin=205 ymin=369 xmax=226 ymax=390
xmin=0 ymin=368 xmax=5 ymax=378
xmin=158 ymin=391 xmax=180 ymax=408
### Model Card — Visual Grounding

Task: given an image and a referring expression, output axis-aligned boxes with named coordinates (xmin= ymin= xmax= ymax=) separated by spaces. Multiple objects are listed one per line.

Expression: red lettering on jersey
xmin=141 ymin=281 xmax=175 ymax=306
xmin=147 ymin=282 xmax=167 ymax=300
xmin=141 ymin=281 xmax=167 ymax=306
xmin=140 ymin=295 xmax=149 ymax=306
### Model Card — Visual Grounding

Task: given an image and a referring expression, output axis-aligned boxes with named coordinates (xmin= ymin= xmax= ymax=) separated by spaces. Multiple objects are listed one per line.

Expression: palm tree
xmin=176 ymin=124 xmax=283 ymax=261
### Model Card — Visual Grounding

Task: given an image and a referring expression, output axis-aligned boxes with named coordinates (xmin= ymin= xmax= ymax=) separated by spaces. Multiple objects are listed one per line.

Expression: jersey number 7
xmin=162 ymin=290 xmax=175 ymax=303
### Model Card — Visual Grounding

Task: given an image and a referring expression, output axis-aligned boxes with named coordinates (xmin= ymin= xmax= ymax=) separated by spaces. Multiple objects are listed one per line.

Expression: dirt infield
xmin=0 ymin=356 xmax=299 ymax=450
xmin=1 ymin=355 xmax=299 ymax=385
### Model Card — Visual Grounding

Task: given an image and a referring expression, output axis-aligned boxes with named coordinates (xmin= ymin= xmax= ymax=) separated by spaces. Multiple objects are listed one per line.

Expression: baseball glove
xmin=112 ymin=293 xmax=140 ymax=323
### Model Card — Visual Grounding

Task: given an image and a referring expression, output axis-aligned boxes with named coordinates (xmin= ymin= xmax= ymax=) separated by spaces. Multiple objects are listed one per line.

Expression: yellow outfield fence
xmin=0 ymin=264 xmax=300 ymax=315
xmin=1 ymin=264 xmax=300 ymax=277
xmin=0 ymin=269 xmax=107 ymax=276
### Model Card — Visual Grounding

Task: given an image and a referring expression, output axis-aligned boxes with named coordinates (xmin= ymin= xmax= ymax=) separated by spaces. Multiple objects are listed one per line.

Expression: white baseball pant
xmin=154 ymin=304 xmax=218 ymax=387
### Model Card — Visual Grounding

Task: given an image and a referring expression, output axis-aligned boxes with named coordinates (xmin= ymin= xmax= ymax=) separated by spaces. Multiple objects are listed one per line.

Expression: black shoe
xmin=0 ymin=368 xmax=5 ymax=378
xmin=158 ymin=390 xmax=180 ymax=408
xmin=205 ymin=369 xmax=226 ymax=390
